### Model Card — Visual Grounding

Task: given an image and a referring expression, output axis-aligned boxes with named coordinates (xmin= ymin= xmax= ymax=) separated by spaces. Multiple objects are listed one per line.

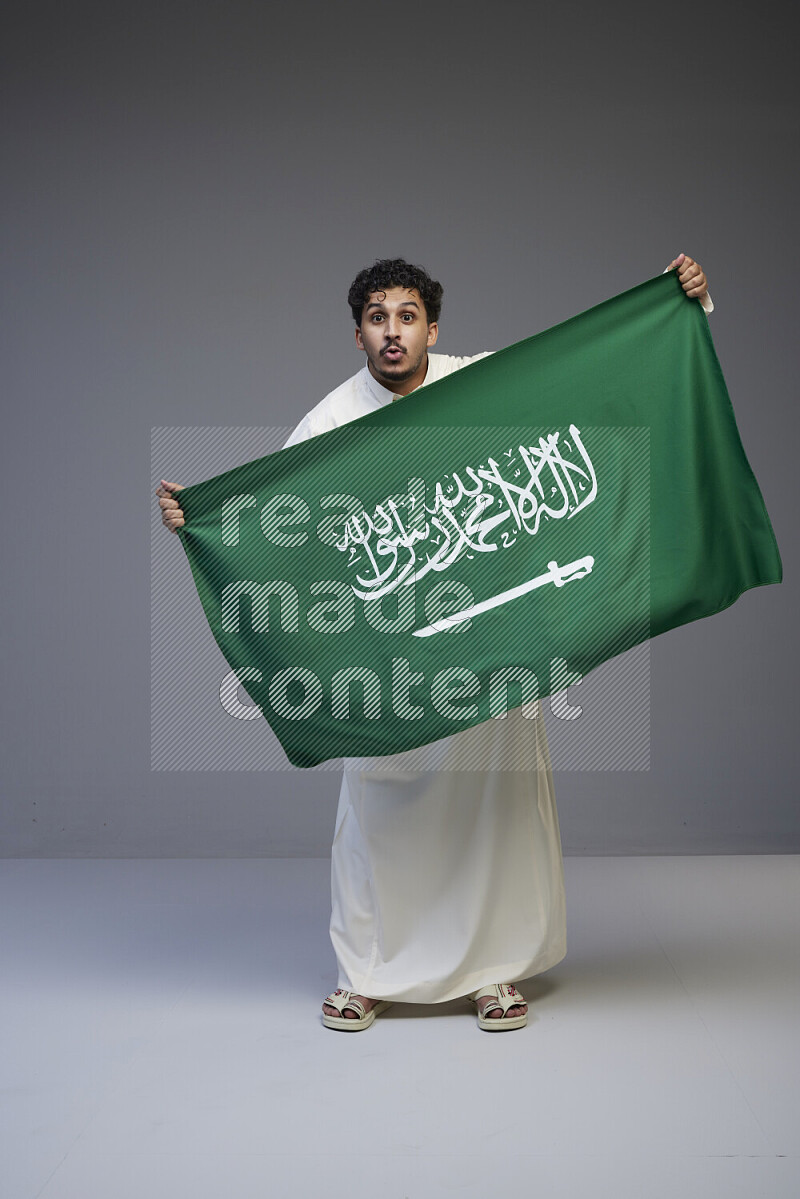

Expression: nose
xmin=385 ymin=314 xmax=403 ymax=340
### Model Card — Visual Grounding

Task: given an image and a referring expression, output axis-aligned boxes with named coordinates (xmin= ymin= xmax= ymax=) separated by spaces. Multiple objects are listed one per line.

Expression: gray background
xmin=2 ymin=0 xmax=796 ymax=856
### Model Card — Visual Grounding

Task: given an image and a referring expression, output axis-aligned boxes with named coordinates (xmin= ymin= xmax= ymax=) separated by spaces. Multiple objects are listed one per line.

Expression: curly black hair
xmin=347 ymin=258 xmax=443 ymax=326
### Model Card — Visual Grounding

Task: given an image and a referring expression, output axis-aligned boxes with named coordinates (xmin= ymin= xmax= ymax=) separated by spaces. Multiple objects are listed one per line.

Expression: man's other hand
xmin=156 ymin=479 xmax=186 ymax=533
xmin=666 ymin=253 xmax=709 ymax=300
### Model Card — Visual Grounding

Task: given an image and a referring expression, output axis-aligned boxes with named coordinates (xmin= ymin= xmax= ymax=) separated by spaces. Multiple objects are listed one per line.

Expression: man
xmin=157 ymin=252 xmax=711 ymax=1031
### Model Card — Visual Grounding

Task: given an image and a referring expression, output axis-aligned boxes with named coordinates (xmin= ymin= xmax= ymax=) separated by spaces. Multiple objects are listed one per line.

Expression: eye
xmin=402 ymin=313 xmax=414 ymax=322
xmin=371 ymin=313 xmax=384 ymax=323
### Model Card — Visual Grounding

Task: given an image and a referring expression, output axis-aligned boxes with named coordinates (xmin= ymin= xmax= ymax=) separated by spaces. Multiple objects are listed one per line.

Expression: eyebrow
xmin=364 ymin=298 xmax=421 ymax=311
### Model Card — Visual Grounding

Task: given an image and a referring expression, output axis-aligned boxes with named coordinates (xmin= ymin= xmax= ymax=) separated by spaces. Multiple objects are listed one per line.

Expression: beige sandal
xmin=469 ymin=983 xmax=528 ymax=1031
xmin=322 ymin=989 xmax=393 ymax=1031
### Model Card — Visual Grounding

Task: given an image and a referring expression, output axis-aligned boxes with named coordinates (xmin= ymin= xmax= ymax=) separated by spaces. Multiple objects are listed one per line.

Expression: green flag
xmin=176 ymin=272 xmax=781 ymax=768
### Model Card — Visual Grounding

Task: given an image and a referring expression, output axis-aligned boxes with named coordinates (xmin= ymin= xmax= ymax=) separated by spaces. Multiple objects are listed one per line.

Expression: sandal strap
xmin=471 ymin=982 xmax=527 ymax=1018
xmin=324 ymin=989 xmax=367 ymax=1019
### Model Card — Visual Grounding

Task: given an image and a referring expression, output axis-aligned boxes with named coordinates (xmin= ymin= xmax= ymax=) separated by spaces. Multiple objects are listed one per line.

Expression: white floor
xmin=1 ymin=856 xmax=798 ymax=1199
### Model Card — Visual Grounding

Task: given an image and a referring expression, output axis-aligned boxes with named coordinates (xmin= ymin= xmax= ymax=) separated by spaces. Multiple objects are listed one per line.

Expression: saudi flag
xmin=175 ymin=272 xmax=782 ymax=768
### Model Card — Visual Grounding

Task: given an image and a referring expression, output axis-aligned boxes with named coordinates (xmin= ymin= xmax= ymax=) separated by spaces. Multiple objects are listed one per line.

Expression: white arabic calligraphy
xmin=335 ymin=424 xmax=597 ymax=601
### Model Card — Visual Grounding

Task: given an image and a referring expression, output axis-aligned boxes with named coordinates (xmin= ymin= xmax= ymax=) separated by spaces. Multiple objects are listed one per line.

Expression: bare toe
xmin=477 ymin=996 xmax=527 ymax=1020
xmin=322 ymin=993 xmax=376 ymax=1021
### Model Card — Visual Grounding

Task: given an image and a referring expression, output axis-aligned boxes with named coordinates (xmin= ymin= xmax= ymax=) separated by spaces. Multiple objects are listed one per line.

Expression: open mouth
xmin=382 ymin=347 xmax=405 ymax=361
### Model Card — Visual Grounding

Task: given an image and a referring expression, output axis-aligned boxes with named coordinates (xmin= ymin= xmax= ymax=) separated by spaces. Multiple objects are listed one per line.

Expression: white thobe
xmin=283 ymin=351 xmax=567 ymax=1003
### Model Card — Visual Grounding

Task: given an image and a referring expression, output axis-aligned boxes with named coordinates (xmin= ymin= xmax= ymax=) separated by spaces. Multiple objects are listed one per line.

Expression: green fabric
xmin=177 ymin=272 xmax=782 ymax=768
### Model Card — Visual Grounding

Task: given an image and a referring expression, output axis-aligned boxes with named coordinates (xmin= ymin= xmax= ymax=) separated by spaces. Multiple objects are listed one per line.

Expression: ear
xmin=427 ymin=322 xmax=439 ymax=348
xmin=355 ymin=325 xmax=365 ymax=351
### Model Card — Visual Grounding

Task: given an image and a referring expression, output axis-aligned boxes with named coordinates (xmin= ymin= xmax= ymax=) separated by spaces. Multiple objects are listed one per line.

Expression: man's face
xmin=355 ymin=287 xmax=438 ymax=394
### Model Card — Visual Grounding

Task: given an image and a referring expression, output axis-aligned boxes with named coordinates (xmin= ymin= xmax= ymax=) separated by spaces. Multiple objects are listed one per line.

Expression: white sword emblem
xmin=412 ymin=555 xmax=595 ymax=638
